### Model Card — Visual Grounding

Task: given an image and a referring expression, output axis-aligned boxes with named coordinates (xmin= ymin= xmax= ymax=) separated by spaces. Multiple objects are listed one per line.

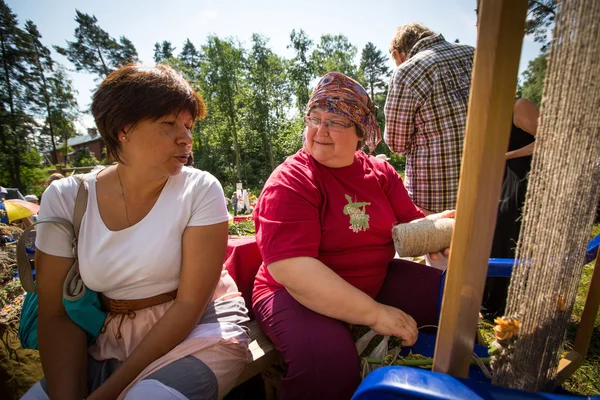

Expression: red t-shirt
xmin=252 ymin=149 xmax=424 ymax=305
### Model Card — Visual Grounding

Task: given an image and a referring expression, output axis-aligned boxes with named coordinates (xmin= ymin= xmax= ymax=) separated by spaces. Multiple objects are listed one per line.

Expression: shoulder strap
xmin=72 ymin=174 xmax=89 ymax=241
xmin=17 ymin=174 xmax=89 ymax=293
xmin=17 ymin=218 xmax=74 ymax=293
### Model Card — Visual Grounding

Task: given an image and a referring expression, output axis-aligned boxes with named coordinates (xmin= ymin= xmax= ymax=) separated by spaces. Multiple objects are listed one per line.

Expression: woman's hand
xmin=428 ymin=209 xmax=455 ymax=260
xmin=438 ymin=209 xmax=455 ymax=219
xmin=369 ymin=303 xmax=418 ymax=346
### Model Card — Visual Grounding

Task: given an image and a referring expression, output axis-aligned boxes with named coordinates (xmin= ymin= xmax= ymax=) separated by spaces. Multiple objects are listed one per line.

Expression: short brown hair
xmin=92 ymin=64 xmax=207 ymax=163
xmin=390 ymin=23 xmax=435 ymax=56
xmin=47 ymin=173 xmax=65 ymax=186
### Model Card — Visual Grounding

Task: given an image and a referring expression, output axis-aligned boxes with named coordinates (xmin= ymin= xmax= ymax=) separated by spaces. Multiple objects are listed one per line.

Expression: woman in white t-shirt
xmin=23 ymin=65 xmax=249 ymax=400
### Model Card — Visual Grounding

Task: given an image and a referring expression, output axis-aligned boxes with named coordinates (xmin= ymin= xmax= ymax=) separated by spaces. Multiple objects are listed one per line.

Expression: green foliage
xmin=0 ymin=149 xmax=47 ymax=196
xmin=70 ymin=148 xmax=99 ymax=167
xmin=0 ymin=0 xmax=31 ymax=189
xmin=521 ymin=50 xmax=548 ymax=107
xmin=288 ymin=29 xmax=314 ymax=114
xmin=228 ymin=220 xmax=255 ymax=236
xmin=311 ymin=34 xmax=358 ymax=79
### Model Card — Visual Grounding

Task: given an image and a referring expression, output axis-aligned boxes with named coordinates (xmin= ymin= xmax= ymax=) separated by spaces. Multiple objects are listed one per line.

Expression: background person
xmin=385 ymin=23 xmax=474 ymax=216
xmin=483 ymin=98 xmax=539 ymax=316
xmin=384 ymin=23 xmax=474 ymax=270
xmin=231 ymin=192 xmax=239 ymax=216
xmin=24 ymin=194 xmax=39 ymax=204
xmin=39 ymin=173 xmax=65 ymax=205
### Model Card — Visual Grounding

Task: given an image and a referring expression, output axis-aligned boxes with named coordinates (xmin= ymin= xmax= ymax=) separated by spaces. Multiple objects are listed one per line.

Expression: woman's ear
xmin=119 ymin=128 xmax=129 ymax=142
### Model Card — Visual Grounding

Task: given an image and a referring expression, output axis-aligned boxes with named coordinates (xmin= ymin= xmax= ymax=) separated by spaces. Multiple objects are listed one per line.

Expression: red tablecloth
xmin=224 ymin=236 xmax=262 ymax=317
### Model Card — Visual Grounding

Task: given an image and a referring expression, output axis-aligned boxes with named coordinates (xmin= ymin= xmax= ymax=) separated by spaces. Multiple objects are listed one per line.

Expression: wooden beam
xmin=572 ymin=247 xmax=600 ymax=357
xmin=554 ymin=351 xmax=584 ymax=388
xmin=553 ymin=250 xmax=600 ymax=388
xmin=432 ymin=0 xmax=528 ymax=377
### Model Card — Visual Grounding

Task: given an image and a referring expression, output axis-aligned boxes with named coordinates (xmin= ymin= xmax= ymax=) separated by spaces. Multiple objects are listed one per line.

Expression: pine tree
xmin=0 ymin=0 xmax=29 ymax=188
xmin=525 ymin=0 xmax=556 ymax=49
xmin=113 ymin=36 xmax=139 ymax=66
xmin=179 ymin=39 xmax=201 ymax=71
xmin=359 ymin=42 xmax=390 ymax=101
xmin=153 ymin=40 xmax=176 ymax=63
xmin=55 ymin=10 xmax=138 ymax=80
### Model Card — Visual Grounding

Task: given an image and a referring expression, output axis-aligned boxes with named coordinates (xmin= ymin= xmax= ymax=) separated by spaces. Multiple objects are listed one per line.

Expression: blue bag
xmin=16 ymin=175 xmax=106 ymax=349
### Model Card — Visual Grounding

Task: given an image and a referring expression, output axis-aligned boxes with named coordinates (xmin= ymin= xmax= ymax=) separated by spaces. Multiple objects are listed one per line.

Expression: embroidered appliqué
xmin=343 ymin=194 xmax=371 ymax=233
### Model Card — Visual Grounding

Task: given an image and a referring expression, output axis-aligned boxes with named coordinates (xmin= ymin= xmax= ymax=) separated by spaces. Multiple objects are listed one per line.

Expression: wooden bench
xmin=236 ymin=320 xmax=283 ymax=400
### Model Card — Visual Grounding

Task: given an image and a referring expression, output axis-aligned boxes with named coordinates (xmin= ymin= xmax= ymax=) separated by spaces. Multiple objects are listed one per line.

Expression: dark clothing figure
xmin=482 ymin=121 xmax=535 ymax=315
xmin=231 ymin=194 xmax=238 ymax=216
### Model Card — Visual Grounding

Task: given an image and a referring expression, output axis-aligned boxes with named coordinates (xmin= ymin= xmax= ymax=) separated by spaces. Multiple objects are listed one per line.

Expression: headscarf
xmin=306 ymin=72 xmax=381 ymax=152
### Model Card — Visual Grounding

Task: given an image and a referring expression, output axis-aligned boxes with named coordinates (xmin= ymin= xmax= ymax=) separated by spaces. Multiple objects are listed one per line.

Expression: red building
xmin=52 ymin=128 xmax=108 ymax=164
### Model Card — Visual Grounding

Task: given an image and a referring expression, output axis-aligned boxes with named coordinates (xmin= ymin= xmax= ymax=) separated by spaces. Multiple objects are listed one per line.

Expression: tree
xmin=54 ymin=10 xmax=139 ymax=80
xmin=359 ymin=42 xmax=390 ymax=101
xmin=525 ymin=0 xmax=556 ymax=48
xmin=287 ymin=29 xmax=314 ymax=114
xmin=246 ymin=34 xmax=293 ymax=172
xmin=22 ymin=21 xmax=78 ymax=165
xmin=113 ymin=36 xmax=138 ymax=65
xmin=179 ymin=39 xmax=201 ymax=71
xmin=0 ymin=0 xmax=29 ymax=189
xmin=71 ymin=147 xmax=99 ymax=167
xmin=153 ymin=40 xmax=176 ymax=63
xmin=311 ymin=34 xmax=358 ymax=79
xmin=199 ymin=36 xmax=246 ymax=183
xmin=521 ymin=50 xmax=548 ymax=107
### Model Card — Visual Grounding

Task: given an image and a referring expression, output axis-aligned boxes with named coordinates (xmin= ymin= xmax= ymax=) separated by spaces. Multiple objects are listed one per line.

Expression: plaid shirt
xmin=385 ymin=34 xmax=474 ymax=213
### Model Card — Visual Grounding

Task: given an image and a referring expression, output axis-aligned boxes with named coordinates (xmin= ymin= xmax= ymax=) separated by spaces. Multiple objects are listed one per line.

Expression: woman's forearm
xmin=38 ymin=315 xmax=89 ymax=400
xmin=268 ymin=257 xmax=381 ymax=326
xmin=90 ymin=300 xmax=206 ymax=399
xmin=506 ymin=142 xmax=535 ymax=159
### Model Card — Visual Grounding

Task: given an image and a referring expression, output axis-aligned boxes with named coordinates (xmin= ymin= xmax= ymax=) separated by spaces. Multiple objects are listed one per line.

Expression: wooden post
xmin=573 ymin=247 xmax=600 ymax=357
xmin=554 ymin=246 xmax=600 ymax=387
xmin=432 ymin=0 xmax=528 ymax=377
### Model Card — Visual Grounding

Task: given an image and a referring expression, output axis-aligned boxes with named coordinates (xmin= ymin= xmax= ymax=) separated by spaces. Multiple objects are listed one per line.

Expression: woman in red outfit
xmin=252 ymin=72 xmax=453 ymax=400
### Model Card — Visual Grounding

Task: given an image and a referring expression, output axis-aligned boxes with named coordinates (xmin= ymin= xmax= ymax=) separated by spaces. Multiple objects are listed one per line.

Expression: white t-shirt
xmin=36 ymin=167 xmax=231 ymax=299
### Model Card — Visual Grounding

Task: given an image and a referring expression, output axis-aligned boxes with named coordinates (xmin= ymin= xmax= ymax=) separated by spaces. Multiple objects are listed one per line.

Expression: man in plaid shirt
xmin=385 ymin=23 xmax=474 ymax=215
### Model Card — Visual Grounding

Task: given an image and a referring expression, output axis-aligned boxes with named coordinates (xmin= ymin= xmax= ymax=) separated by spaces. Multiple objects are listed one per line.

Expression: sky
xmin=8 ymin=0 xmax=543 ymax=133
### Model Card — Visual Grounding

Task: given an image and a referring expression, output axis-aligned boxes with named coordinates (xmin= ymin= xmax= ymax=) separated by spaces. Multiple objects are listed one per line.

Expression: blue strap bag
xmin=17 ymin=175 xmax=106 ymax=349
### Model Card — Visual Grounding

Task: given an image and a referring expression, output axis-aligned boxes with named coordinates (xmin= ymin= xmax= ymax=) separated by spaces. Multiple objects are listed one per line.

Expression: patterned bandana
xmin=306 ymin=72 xmax=381 ymax=152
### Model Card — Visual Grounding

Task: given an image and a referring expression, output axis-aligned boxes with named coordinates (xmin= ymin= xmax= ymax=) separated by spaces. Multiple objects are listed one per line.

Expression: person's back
xmin=385 ymin=24 xmax=474 ymax=214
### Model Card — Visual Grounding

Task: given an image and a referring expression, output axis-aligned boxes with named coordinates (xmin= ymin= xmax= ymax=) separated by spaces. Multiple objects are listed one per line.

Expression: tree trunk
xmin=33 ymin=42 xmax=58 ymax=164
xmin=0 ymin=29 xmax=21 ymax=189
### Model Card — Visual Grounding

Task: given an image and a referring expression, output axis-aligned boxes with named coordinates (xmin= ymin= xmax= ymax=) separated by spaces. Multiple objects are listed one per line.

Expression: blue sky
xmin=8 ymin=0 xmax=543 ymax=132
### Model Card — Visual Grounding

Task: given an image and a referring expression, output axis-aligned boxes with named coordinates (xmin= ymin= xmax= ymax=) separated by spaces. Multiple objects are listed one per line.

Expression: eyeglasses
xmin=304 ymin=116 xmax=354 ymax=132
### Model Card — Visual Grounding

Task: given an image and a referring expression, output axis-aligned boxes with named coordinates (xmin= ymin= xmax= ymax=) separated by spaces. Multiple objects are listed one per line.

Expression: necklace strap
xmin=116 ymin=165 xmax=132 ymax=227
